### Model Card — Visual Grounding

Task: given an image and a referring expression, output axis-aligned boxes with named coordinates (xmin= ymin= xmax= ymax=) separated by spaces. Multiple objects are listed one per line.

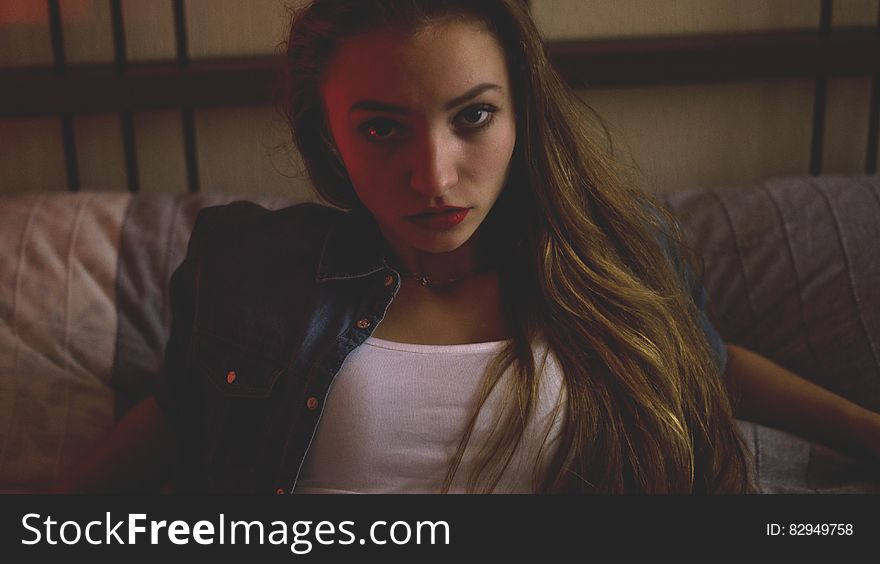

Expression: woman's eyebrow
xmin=443 ymin=83 xmax=503 ymax=110
xmin=349 ymin=83 xmax=503 ymax=115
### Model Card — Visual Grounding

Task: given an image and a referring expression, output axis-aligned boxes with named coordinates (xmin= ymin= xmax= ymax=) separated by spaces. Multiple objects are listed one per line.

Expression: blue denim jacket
xmin=157 ymin=201 xmax=727 ymax=493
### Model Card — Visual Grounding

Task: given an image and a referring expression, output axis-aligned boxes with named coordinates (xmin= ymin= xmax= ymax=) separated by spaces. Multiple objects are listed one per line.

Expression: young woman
xmin=56 ymin=0 xmax=880 ymax=494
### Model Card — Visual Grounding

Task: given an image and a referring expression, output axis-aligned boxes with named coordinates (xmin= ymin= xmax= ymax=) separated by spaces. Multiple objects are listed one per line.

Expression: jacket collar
xmin=315 ymin=208 xmax=391 ymax=282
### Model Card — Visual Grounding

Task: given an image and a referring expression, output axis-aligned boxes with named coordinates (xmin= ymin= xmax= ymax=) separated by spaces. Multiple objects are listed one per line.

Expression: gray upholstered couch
xmin=1 ymin=174 xmax=877 ymax=493
xmin=663 ymin=175 xmax=880 ymax=493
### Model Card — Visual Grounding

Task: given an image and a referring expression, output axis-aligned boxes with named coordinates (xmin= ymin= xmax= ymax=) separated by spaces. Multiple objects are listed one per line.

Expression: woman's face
xmin=321 ymin=18 xmax=516 ymax=256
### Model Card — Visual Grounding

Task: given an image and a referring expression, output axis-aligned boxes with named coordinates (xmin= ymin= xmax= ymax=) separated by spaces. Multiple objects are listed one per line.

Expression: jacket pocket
xmin=191 ymin=332 xmax=286 ymax=399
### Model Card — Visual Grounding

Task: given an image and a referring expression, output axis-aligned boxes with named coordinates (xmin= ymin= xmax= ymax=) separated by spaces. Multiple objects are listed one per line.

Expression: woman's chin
xmin=412 ymin=238 xmax=470 ymax=255
xmin=380 ymin=222 xmax=481 ymax=256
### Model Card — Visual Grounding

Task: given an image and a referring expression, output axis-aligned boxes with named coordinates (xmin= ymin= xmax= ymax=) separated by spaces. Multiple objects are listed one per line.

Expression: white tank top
xmin=294 ymin=336 xmax=566 ymax=494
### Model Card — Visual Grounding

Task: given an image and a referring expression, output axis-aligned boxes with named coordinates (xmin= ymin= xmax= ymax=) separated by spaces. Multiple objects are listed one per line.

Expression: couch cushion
xmin=665 ymin=175 xmax=880 ymax=493
xmin=0 ymin=193 xmax=129 ymax=490
xmin=0 ymin=191 xmax=299 ymax=491
xmin=664 ymin=175 xmax=880 ymax=413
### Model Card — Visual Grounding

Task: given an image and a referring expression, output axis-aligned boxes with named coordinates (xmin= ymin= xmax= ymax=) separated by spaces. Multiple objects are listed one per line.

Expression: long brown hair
xmin=283 ymin=0 xmax=754 ymax=493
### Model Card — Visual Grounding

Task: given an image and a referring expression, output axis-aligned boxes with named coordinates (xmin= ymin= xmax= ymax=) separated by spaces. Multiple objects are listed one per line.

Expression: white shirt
xmin=294 ymin=336 xmax=566 ymax=494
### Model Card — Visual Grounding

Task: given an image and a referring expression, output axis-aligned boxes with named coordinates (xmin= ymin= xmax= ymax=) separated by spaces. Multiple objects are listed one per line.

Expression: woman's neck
xmin=385 ymin=231 xmax=489 ymax=286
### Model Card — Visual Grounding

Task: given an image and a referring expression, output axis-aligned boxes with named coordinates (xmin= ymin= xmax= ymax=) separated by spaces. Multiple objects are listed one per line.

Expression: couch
xmin=1 ymin=174 xmax=877 ymax=493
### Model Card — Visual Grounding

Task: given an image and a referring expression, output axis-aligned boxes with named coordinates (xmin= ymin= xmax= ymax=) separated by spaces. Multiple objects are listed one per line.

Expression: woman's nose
xmin=408 ymin=132 xmax=459 ymax=198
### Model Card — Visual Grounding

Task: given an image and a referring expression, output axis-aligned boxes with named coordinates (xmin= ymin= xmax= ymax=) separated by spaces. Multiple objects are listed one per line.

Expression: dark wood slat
xmin=867 ymin=5 xmax=880 ymax=174
xmin=173 ymin=0 xmax=190 ymax=68
xmin=820 ymin=0 xmax=833 ymax=34
xmin=0 ymin=57 xmax=284 ymax=117
xmin=110 ymin=0 xmax=139 ymax=192
xmin=867 ymin=73 xmax=878 ymax=174
xmin=2 ymin=29 xmax=879 ymax=118
xmin=48 ymin=0 xmax=81 ymax=192
xmin=120 ymin=110 xmax=140 ymax=192
xmin=48 ymin=0 xmax=66 ymax=73
xmin=110 ymin=0 xmax=127 ymax=72
xmin=181 ymin=107 xmax=200 ymax=193
xmin=173 ymin=0 xmax=199 ymax=192
xmin=809 ymin=0 xmax=833 ymax=176
xmin=547 ymin=27 xmax=880 ymax=88
xmin=809 ymin=77 xmax=828 ymax=176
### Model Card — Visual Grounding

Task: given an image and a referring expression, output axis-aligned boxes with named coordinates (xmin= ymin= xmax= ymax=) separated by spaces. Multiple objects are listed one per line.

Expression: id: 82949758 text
xmin=765 ymin=523 xmax=853 ymax=536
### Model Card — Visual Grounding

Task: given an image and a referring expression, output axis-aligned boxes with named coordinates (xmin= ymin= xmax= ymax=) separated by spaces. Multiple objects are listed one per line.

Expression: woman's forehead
xmin=321 ymin=19 xmax=510 ymax=110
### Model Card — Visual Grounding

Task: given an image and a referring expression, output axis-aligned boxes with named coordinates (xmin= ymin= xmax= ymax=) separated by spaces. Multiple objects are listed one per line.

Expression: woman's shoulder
xmin=186 ymin=201 xmax=344 ymax=260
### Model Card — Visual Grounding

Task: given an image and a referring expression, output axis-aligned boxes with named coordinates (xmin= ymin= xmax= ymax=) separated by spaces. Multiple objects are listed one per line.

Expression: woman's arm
xmin=723 ymin=343 xmax=880 ymax=462
xmin=48 ymin=396 xmax=176 ymax=493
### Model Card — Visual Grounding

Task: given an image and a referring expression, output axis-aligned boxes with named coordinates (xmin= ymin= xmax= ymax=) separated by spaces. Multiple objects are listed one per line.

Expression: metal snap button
xmin=226 ymin=370 xmax=237 ymax=384
xmin=306 ymin=396 xmax=319 ymax=410
xmin=356 ymin=318 xmax=371 ymax=329
xmin=383 ymin=274 xmax=394 ymax=287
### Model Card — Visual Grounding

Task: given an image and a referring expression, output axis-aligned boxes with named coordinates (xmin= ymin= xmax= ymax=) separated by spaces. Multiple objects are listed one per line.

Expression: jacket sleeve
xmin=156 ymin=200 xmax=299 ymax=427
xmin=654 ymin=217 xmax=728 ymax=375
xmin=154 ymin=216 xmax=205 ymax=427
xmin=690 ymin=275 xmax=729 ymax=374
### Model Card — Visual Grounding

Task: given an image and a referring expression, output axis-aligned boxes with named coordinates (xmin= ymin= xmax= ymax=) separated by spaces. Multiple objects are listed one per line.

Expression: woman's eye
xmin=358 ymin=119 xmax=400 ymax=141
xmin=456 ymin=105 xmax=496 ymax=129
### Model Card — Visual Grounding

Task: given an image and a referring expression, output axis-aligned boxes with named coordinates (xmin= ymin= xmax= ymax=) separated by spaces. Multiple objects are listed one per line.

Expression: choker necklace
xmin=396 ymin=266 xmax=488 ymax=287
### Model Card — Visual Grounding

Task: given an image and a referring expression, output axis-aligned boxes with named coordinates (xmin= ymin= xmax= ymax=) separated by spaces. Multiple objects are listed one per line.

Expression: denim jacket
xmin=157 ymin=201 xmax=727 ymax=493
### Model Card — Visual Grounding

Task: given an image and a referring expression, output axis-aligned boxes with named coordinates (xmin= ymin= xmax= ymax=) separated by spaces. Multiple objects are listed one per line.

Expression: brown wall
xmin=0 ymin=0 xmax=877 ymax=196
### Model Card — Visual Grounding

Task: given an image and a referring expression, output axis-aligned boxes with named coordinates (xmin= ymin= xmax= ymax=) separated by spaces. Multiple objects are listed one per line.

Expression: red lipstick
xmin=407 ymin=206 xmax=470 ymax=229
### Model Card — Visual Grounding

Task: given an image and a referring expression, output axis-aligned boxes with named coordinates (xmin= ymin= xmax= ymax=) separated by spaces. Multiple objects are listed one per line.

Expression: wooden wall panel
xmin=133 ymin=111 xmax=188 ymax=193
xmin=532 ymin=0 xmax=821 ymax=40
xmin=532 ymin=0 xmax=877 ymax=190
xmin=60 ymin=0 xmax=113 ymax=64
xmin=823 ymin=76 xmax=873 ymax=174
xmin=1 ymin=1 xmax=876 ymax=195
xmin=194 ymin=106 xmax=314 ymax=200
xmin=833 ymin=0 xmax=880 ymax=26
xmin=186 ymin=0 xmax=302 ymax=58
xmin=122 ymin=0 xmax=176 ymax=62
xmin=579 ymin=80 xmax=815 ymax=193
xmin=0 ymin=1 xmax=53 ymax=66
xmin=73 ymin=113 xmax=127 ymax=191
xmin=0 ymin=118 xmax=67 ymax=194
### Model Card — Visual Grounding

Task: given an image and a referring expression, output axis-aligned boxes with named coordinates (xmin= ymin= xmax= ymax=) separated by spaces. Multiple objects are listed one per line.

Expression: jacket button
xmin=356 ymin=318 xmax=371 ymax=329
xmin=276 ymin=488 xmax=285 ymax=495
xmin=306 ymin=396 xmax=319 ymax=410
xmin=383 ymin=274 xmax=394 ymax=287
xmin=226 ymin=370 xmax=237 ymax=384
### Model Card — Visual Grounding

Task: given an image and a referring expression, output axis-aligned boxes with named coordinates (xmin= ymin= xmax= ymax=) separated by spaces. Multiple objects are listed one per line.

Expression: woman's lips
xmin=406 ymin=208 xmax=470 ymax=229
